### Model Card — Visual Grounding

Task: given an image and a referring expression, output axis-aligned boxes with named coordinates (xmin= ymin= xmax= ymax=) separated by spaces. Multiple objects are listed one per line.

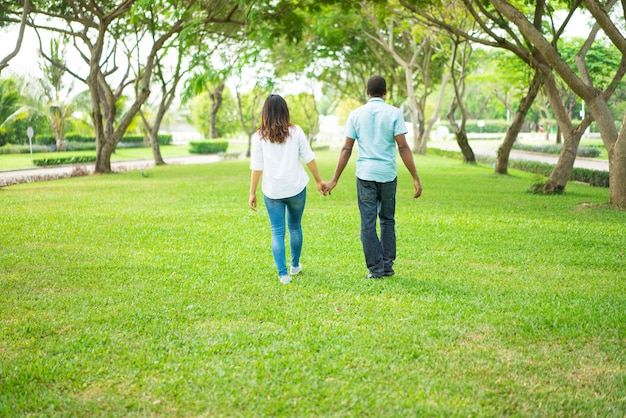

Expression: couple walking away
xmin=249 ymin=76 xmax=423 ymax=284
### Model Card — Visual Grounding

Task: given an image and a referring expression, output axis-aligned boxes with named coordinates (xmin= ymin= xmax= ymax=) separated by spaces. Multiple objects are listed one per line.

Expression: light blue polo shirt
xmin=344 ymin=98 xmax=408 ymax=182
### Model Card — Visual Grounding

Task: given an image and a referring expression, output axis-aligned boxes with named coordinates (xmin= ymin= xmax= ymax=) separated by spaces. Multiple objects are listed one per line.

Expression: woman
xmin=249 ymin=94 xmax=326 ymax=284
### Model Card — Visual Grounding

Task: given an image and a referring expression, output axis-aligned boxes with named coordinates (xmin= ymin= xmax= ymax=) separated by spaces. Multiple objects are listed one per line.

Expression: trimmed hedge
xmin=33 ymin=156 xmax=97 ymax=166
xmin=189 ymin=141 xmax=228 ymax=154
xmin=513 ymin=142 xmax=601 ymax=158
xmin=34 ymin=134 xmax=174 ymax=146
xmin=427 ymin=147 xmax=609 ymax=187
xmin=437 ymin=119 xmax=511 ymax=134
xmin=0 ymin=144 xmax=52 ymax=154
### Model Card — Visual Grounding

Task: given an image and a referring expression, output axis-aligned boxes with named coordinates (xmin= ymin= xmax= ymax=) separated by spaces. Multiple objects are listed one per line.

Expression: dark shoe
xmin=366 ymin=273 xmax=383 ymax=279
xmin=383 ymin=270 xmax=395 ymax=277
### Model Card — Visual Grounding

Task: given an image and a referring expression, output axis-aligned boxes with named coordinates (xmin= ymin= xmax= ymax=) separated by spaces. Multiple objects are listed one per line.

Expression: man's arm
xmin=324 ymin=137 xmax=355 ymax=194
xmin=395 ymin=134 xmax=422 ymax=198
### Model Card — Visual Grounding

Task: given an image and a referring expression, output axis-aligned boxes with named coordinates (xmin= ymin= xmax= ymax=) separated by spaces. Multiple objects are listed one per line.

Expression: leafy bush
xmin=33 ymin=156 xmax=97 ymax=166
xmin=513 ymin=142 xmax=601 ymax=157
xmin=64 ymin=141 xmax=96 ymax=151
xmin=37 ymin=133 xmax=173 ymax=146
xmin=189 ymin=141 xmax=228 ymax=154
xmin=437 ymin=119 xmax=511 ymax=134
xmin=427 ymin=147 xmax=609 ymax=187
xmin=0 ymin=144 xmax=52 ymax=154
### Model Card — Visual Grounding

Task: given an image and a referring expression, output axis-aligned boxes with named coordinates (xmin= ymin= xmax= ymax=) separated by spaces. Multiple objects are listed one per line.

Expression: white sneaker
xmin=290 ymin=264 xmax=302 ymax=275
xmin=279 ymin=275 xmax=292 ymax=284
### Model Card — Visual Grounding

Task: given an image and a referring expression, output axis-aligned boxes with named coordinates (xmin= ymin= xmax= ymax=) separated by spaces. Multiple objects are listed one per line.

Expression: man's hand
xmin=413 ymin=179 xmax=422 ymax=198
xmin=324 ymin=179 xmax=337 ymax=195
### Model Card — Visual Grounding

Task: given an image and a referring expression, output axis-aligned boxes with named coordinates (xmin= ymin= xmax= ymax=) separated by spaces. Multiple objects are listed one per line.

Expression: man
xmin=325 ymin=76 xmax=422 ymax=279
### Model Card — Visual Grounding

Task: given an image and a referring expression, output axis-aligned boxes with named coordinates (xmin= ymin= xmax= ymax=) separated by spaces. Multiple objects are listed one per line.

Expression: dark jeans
xmin=356 ymin=177 xmax=397 ymax=277
xmin=263 ymin=188 xmax=306 ymax=277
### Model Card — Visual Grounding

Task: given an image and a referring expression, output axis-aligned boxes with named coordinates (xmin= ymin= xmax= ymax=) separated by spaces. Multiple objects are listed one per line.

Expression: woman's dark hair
xmin=367 ymin=76 xmax=386 ymax=97
xmin=258 ymin=94 xmax=292 ymax=143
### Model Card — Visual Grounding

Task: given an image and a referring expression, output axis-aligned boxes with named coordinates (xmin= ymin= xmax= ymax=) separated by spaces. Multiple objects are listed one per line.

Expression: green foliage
xmin=32 ymin=155 xmax=96 ymax=166
xmin=189 ymin=90 xmax=240 ymax=139
xmin=189 ymin=140 xmax=228 ymax=154
xmin=0 ymin=144 xmax=50 ymax=154
xmin=513 ymin=142 xmax=602 ymax=158
xmin=31 ymin=134 xmax=173 ymax=147
xmin=0 ymin=154 xmax=624 ymax=416
xmin=437 ymin=119 xmax=511 ymax=134
xmin=286 ymin=92 xmax=319 ymax=140
xmin=426 ymin=147 xmax=610 ymax=187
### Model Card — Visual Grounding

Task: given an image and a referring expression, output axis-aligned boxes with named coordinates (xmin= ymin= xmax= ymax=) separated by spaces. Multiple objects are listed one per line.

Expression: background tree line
xmin=1 ymin=0 xmax=626 ymax=206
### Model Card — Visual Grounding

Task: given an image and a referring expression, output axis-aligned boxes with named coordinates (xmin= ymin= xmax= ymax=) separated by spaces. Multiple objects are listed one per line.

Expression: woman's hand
xmin=249 ymin=194 xmax=257 ymax=211
xmin=317 ymin=180 xmax=327 ymax=196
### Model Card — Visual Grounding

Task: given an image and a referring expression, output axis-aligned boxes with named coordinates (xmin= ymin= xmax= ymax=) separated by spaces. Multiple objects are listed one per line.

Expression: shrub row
xmin=437 ymin=119 xmax=512 ymax=134
xmin=33 ymin=156 xmax=97 ymax=166
xmin=32 ymin=134 xmax=174 ymax=146
xmin=189 ymin=141 xmax=228 ymax=154
xmin=0 ymin=144 xmax=51 ymax=154
xmin=1 ymin=135 xmax=174 ymax=154
xmin=427 ymin=147 xmax=609 ymax=187
xmin=513 ymin=142 xmax=602 ymax=157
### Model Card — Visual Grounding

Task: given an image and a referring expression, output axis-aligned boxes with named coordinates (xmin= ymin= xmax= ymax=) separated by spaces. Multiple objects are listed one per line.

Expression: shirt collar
xmin=368 ymin=97 xmax=384 ymax=103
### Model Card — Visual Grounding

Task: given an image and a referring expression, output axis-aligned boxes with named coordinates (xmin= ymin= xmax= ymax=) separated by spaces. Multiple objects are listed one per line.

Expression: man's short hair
xmin=367 ymin=76 xmax=386 ymax=97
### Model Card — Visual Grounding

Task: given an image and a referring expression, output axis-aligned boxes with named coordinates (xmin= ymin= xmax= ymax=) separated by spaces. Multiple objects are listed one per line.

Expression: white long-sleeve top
xmin=250 ymin=125 xmax=315 ymax=199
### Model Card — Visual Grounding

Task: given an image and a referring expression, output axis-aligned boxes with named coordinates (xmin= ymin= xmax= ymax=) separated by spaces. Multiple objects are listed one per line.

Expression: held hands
xmin=316 ymin=180 xmax=328 ymax=196
xmin=323 ymin=179 xmax=337 ymax=195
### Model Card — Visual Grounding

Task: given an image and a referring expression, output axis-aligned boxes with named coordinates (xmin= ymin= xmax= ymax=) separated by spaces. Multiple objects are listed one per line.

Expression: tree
xmin=0 ymin=0 xmax=30 ymax=75
xmin=0 ymin=77 xmax=22 ymax=146
xmin=399 ymin=0 xmax=540 ymax=173
xmin=490 ymin=0 xmax=626 ymax=206
xmin=38 ymin=35 xmax=73 ymax=151
xmin=27 ymin=0 xmax=245 ymax=173
xmin=360 ymin=1 xmax=444 ymax=153
xmin=287 ymin=91 xmax=320 ymax=145
xmin=445 ymin=33 xmax=476 ymax=163
xmin=234 ymin=78 xmax=273 ymax=157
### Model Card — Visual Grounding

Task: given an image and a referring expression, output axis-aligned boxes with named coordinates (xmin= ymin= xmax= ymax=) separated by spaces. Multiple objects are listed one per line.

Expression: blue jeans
xmin=357 ymin=177 xmax=397 ymax=277
xmin=264 ymin=188 xmax=307 ymax=277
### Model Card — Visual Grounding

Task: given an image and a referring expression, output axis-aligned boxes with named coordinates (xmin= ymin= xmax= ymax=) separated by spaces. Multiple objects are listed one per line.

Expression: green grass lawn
xmin=1 ymin=151 xmax=624 ymax=416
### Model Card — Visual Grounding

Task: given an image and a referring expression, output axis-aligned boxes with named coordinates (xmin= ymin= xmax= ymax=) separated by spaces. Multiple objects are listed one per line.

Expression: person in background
xmin=249 ymin=94 xmax=326 ymax=284
xmin=324 ymin=76 xmax=422 ymax=279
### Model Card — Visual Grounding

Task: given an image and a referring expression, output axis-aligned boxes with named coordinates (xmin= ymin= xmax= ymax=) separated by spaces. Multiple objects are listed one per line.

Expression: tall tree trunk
xmin=95 ymin=138 xmax=114 ymax=174
xmin=495 ymin=71 xmax=542 ymax=174
xmin=209 ymin=81 xmax=225 ymax=139
xmin=150 ymin=129 xmax=165 ymax=165
xmin=447 ymin=102 xmax=475 ymax=163
xmin=541 ymin=70 xmax=588 ymax=193
xmin=52 ymin=109 xmax=66 ymax=152
xmin=422 ymin=72 xmax=450 ymax=153
xmin=610 ymin=115 xmax=626 ymax=207
xmin=404 ymin=67 xmax=423 ymax=154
